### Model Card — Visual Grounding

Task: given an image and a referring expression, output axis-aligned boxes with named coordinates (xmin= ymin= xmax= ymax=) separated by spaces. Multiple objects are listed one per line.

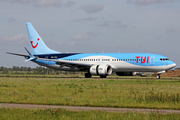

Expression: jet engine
xmin=90 ymin=64 xmax=112 ymax=75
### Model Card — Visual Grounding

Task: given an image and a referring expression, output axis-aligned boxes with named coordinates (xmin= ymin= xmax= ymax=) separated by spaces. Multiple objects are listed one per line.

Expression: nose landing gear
xmin=156 ymin=75 xmax=161 ymax=79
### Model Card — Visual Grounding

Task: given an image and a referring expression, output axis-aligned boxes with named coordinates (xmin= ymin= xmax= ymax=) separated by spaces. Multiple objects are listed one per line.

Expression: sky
xmin=0 ymin=0 xmax=180 ymax=68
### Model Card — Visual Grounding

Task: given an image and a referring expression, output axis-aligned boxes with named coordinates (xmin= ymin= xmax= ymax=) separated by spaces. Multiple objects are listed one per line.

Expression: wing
xmin=6 ymin=52 xmax=29 ymax=58
xmin=38 ymin=58 xmax=92 ymax=69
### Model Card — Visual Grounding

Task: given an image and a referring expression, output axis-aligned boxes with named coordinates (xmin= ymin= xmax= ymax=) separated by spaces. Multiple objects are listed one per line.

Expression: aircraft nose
xmin=166 ymin=60 xmax=176 ymax=69
xmin=173 ymin=63 xmax=176 ymax=68
xmin=169 ymin=61 xmax=176 ymax=68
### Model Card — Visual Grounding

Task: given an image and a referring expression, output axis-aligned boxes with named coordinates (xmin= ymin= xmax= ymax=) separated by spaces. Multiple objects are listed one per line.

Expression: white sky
xmin=0 ymin=0 xmax=180 ymax=68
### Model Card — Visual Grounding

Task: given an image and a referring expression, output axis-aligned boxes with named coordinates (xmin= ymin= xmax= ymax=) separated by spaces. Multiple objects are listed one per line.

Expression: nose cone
xmin=173 ymin=63 xmax=176 ymax=68
xmin=168 ymin=60 xmax=176 ymax=69
xmin=172 ymin=63 xmax=176 ymax=68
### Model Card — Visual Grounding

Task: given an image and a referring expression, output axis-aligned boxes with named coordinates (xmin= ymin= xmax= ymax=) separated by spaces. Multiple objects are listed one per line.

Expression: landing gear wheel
xmin=156 ymin=75 xmax=161 ymax=79
xmin=100 ymin=75 xmax=107 ymax=78
xmin=85 ymin=73 xmax=92 ymax=78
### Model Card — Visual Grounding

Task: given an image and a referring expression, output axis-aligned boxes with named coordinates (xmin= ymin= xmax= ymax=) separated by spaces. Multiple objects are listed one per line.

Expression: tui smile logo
xmin=30 ymin=38 xmax=39 ymax=48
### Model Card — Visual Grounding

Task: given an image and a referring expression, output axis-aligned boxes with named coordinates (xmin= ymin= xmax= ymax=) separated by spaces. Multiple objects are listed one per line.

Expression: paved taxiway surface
xmin=0 ymin=103 xmax=180 ymax=114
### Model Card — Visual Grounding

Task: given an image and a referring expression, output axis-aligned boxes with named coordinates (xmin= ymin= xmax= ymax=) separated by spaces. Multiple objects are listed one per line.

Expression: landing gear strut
xmin=85 ymin=73 xmax=92 ymax=78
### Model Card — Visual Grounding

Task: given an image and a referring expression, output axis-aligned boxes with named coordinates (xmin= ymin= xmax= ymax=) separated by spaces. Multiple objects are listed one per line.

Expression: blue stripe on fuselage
xmin=34 ymin=53 xmax=79 ymax=59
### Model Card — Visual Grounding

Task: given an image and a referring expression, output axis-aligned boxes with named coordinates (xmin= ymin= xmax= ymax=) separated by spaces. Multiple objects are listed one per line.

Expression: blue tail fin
xmin=26 ymin=22 xmax=60 ymax=55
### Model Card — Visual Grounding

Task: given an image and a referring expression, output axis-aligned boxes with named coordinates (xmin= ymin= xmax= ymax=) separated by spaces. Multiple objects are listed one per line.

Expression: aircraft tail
xmin=26 ymin=22 xmax=60 ymax=55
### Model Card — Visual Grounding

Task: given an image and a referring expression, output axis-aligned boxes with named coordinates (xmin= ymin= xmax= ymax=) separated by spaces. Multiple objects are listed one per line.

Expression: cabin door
xmin=150 ymin=56 xmax=155 ymax=65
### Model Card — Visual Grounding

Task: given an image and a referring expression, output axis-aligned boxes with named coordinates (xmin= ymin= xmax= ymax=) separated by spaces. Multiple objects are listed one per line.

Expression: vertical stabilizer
xmin=26 ymin=22 xmax=60 ymax=55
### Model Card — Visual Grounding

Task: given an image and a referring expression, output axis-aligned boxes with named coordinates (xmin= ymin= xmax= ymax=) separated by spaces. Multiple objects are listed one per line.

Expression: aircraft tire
xmin=156 ymin=75 xmax=161 ymax=79
xmin=100 ymin=75 xmax=107 ymax=78
xmin=85 ymin=73 xmax=92 ymax=78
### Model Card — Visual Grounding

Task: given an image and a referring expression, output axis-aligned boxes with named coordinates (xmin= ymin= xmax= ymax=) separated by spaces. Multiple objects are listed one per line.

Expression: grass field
xmin=0 ymin=76 xmax=180 ymax=109
xmin=0 ymin=108 xmax=180 ymax=120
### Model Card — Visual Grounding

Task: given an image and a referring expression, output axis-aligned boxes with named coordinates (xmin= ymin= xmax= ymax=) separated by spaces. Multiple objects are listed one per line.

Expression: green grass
xmin=0 ymin=76 xmax=180 ymax=109
xmin=0 ymin=108 xmax=180 ymax=120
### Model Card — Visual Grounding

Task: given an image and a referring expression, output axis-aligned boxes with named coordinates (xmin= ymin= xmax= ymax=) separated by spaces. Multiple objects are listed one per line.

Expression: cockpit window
xmin=160 ymin=58 xmax=169 ymax=61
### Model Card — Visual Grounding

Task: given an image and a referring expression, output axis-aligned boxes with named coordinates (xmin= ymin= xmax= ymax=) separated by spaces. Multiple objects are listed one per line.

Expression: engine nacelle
xmin=90 ymin=64 xmax=112 ymax=75
xmin=116 ymin=72 xmax=135 ymax=76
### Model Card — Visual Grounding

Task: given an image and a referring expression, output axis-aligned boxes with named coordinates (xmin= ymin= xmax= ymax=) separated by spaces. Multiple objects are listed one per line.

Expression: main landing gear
xmin=84 ymin=73 xmax=107 ymax=78
xmin=100 ymin=75 xmax=107 ymax=78
xmin=85 ymin=73 xmax=92 ymax=78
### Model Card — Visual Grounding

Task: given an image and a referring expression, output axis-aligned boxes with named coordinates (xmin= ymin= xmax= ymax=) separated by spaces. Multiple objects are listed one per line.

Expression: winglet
xmin=24 ymin=47 xmax=32 ymax=57
xmin=24 ymin=47 xmax=35 ymax=62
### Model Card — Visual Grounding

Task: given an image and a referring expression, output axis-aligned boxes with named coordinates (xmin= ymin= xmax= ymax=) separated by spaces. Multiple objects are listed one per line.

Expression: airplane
xmin=7 ymin=22 xmax=176 ymax=79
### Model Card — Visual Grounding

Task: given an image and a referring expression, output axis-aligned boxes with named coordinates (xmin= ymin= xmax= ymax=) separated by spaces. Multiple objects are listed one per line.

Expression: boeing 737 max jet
xmin=7 ymin=23 xmax=176 ymax=79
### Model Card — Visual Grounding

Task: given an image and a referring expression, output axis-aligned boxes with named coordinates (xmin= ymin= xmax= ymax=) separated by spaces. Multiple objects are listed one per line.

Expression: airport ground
xmin=0 ymin=75 xmax=180 ymax=119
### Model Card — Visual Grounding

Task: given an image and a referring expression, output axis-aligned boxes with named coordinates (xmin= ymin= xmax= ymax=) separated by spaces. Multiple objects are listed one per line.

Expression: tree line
xmin=0 ymin=66 xmax=84 ymax=75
